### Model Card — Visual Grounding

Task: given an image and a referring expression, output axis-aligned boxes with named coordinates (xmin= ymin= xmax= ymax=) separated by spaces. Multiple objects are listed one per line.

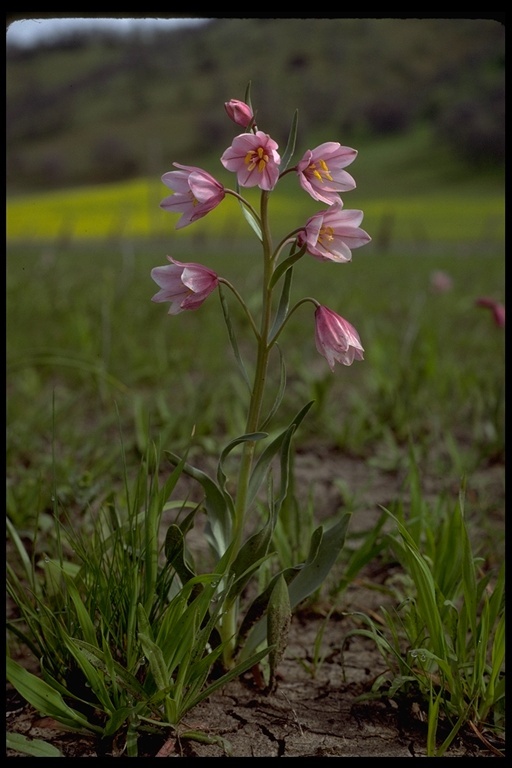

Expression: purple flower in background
xmin=430 ymin=270 xmax=453 ymax=294
xmin=475 ymin=297 xmax=505 ymax=328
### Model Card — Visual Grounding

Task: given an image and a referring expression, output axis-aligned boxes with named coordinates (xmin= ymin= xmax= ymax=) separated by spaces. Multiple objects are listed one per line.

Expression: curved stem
xmin=268 ymin=297 xmax=318 ymax=347
xmin=225 ymin=188 xmax=261 ymax=225
xmin=218 ymin=278 xmax=261 ymax=340
xmin=277 ymin=167 xmax=297 ymax=181
xmin=271 ymin=230 xmax=304 ymax=262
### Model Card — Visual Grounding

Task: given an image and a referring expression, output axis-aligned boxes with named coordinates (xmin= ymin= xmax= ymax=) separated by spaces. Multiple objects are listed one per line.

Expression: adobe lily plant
xmin=152 ymin=89 xmax=371 ymax=680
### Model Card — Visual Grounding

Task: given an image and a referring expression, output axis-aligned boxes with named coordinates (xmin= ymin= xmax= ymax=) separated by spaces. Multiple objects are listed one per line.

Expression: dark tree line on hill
xmin=7 ymin=18 xmax=504 ymax=190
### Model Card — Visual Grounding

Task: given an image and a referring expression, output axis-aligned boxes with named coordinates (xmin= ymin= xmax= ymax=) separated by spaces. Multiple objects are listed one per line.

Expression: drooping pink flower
xmin=224 ymin=99 xmax=254 ymax=128
xmin=475 ymin=297 xmax=505 ymax=328
xmin=297 ymin=198 xmax=371 ymax=262
xmin=296 ymin=142 xmax=357 ymax=204
xmin=160 ymin=164 xmax=225 ymax=229
xmin=220 ymin=131 xmax=281 ymax=191
xmin=314 ymin=306 xmax=364 ymax=370
xmin=151 ymin=257 xmax=219 ymax=315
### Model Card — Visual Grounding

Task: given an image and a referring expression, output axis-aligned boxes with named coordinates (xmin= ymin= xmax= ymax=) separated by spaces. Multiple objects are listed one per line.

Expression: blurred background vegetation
xmin=6 ymin=16 xmax=505 ymax=520
xmin=6 ymin=17 xmax=505 ymax=194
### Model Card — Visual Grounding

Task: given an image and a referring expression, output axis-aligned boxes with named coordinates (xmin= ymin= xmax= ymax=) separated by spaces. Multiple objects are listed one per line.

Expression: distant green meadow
xmin=6 ymin=175 xmax=505 ymax=245
xmin=7 ymin=189 xmax=505 ymax=478
xmin=7 ymin=163 xmax=505 ymax=521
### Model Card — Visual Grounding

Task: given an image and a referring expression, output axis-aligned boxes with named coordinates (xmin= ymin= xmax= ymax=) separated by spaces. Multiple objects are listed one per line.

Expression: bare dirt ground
xmin=6 ymin=448 xmax=505 ymax=758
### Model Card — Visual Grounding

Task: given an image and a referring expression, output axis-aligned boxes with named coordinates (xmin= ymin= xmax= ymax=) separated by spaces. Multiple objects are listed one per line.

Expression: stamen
xmin=244 ymin=147 xmax=269 ymax=174
xmin=319 ymin=226 xmax=335 ymax=244
xmin=308 ymin=159 xmax=333 ymax=183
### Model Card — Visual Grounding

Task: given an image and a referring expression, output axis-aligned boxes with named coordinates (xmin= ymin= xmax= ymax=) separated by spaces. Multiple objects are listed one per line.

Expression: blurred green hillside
xmin=6 ymin=17 xmax=504 ymax=194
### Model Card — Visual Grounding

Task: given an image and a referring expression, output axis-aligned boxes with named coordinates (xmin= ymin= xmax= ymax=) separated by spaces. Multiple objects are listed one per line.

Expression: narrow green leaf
xmin=63 ymin=575 xmax=97 ymax=647
xmin=259 ymin=346 xmax=286 ymax=431
xmin=6 ymin=731 xmax=63 ymax=757
xmin=287 ymin=514 xmax=351 ymax=609
xmin=164 ymin=524 xmax=196 ymax=585
xmin=459 ymin=504 xmax=478 ymax=640
xmin=139 ymin=631 xmax=170 ymax=691
xmin=247 ymin=401 xmax=314 ymax=508
xmin=237 ymin=565 xmax=301 ymax=645
xmin=158 ymin=451 xmax=190 ymax=520
xmin=274 ymin=413 xmax=299 ymax=513
xmin=217 ymin=431 xmax=267 ymax=493
xmin=137 ymin=602 xmax=153 ymax=640
xmin=387 ymin=512 xmax=448 ymax=660
xmin=267 ymin=574 xmax=292 ymax=690
xmin=243 ymin=80 xmax=253 ymax=110
xmin=426 ymin=688 xmax=441 ymax=756
xmin=62 ymin=635 xmax=114 ymax=713
xmin=268 ymin=265 xmax=294 ymax=337
xmin=186 ymin=646 xmax=270 ymax=714
xmin=235 ymin=181 xmax=262 ymax=239
xmin=6 ymin=517 xmax=37 ymax=592
xmin=241 ymin=513 xmax=351 ymax=659
xmin=6 ymin=658 xmax=103 ymax=733
xmin=486 ymin=562 xmax=505 ymax=630
xmin=434 ymin=707 xmax=468 ymax=757
xmin=279 ymin=108 xmax=299 ymax=172
xmin=71 ymin=640 xmax=147 ymax=699
xmin=227 ymin=523 xmax=274 ymax=600
xmin=485 ymin=612 xmax=505 ymax=709
xmin=218 ymin=283 xmax=252 ymax=390
xmin=179 ymin=730 xmax=233 ymax=756
xmin=166 ymin=452 xmax=233 ymax=556
xmin=269 ymin=244 xmax=306 ymax=292
xmin=126 ymin=719 xmax=140 ymax=757
xmin=335 ymin=509 xmax=388 ymax=594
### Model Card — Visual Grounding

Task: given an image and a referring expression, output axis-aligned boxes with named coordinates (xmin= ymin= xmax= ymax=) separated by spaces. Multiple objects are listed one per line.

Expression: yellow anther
xmin=319 ymin=226 xmax=335 ymax=244
xmin=308 ymin=159 xmax=333 ymax=183
xmin=244 ymin=147 xmax=268 ymax=174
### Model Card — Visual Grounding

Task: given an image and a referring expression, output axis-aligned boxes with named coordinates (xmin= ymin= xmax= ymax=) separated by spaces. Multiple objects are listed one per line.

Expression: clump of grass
xmin=341 ymin=475 xmax=505 ymax=757
xmin=7 ymin=438 xmax=268 ymax=756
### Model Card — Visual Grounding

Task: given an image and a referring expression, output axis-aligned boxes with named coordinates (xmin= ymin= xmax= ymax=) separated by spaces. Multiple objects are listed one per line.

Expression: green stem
xmin=218 ymin=278 xmax=260 ymax=340
xmin=271 ymin=230 xmax=304 ymax=262
xmin=221 ymin=190 xmax=274 ymax=667
xmin=225 ymin=188 xmax=261 ymax=226
xmin=269 ymin=296 xmax=318 ymax=346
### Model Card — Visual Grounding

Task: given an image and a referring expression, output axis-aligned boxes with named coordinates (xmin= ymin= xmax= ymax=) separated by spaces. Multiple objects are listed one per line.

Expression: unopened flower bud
xmin=224 ymin=99 xmax=254 ymax=128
